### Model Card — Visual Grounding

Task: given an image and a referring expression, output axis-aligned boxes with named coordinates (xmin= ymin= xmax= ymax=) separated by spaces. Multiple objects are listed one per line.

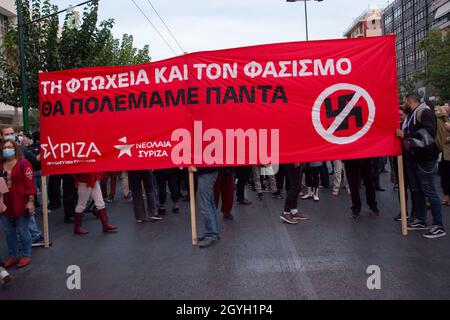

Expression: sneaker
xmin=312 ymin=190 xmax=319 ymax=202
xmin=106 ymin=197 xmax=114 ymax=203
xmin=198 ymin=237 xmax=218 ymax=248
xmin=301 ymin=192 xmax=313 ymax=200
xmin=408 ymin=220 xmax=428 ymax=231
xmin=394 ymin=213 xmax=411 ymax=222
xmin=0 ymin=267 xmax=11 ymax=286
xmin=280 ymin=213 xmax=299 ymax=224
xmin=150 ymin=215 xmax=163 ymax=222
xmin=257 ymin=193 xmax=263 ymax=200
xmin=136 ymin=219 xmax=145 ymax=223
xmin=331 ymin=191 xmax=338 ymax=197
xmin=31 ymin=237 xmax=45 ymax=248
xmin=158 ymin=207 xmax=166 ymax=216
xmin=172 ymin=206 xmax=180 ymax=214
xmin=272 ymin=192 xmax=284 ymax=199
xmin=291 ymin=212 xmax=310 ymax=221
xmin=238 ymin=199 xmax=252 ymax=205
xmin=223 ymin=213 xmax=234 ymax=220
xmin=423 ymin=226 xmax=446 ymax=239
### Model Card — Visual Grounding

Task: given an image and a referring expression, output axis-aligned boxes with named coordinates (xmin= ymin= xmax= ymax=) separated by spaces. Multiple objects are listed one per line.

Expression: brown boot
xmin=97 ymin=208 xmax=117 ymax=233
xmin=74 ymin=212 xmax=89 ymax=235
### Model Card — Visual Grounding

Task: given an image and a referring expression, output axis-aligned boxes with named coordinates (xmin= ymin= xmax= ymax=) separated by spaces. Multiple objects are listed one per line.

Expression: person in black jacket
xmin=396 ymin=92 xmax=445 ymax=239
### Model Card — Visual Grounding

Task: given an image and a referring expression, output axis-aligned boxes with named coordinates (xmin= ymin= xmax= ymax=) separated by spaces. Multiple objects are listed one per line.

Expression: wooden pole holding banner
xmin=188 ymin=169 xmax=198 ymax=245
xmin=397 ymin=156 xmax=408 ymax=236
xmin=41 ymin=176 xmax=50 ymax=248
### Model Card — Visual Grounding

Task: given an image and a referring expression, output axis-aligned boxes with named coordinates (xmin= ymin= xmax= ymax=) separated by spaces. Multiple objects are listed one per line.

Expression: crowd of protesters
xmin=0 ymin=92 xmax=449 ymax=286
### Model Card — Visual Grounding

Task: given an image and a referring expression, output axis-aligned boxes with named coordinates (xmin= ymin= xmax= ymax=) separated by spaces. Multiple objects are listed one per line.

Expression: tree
xmin=414 ymin=28 xmax=450 ymax=101
xmin=0 ymin=0 xmax=151 ymax=121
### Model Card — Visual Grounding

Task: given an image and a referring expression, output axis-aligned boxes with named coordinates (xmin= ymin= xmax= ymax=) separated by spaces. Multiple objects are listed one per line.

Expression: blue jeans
xmin=29 ymin=215 xmax=42 ymax=241
xmin=0 ymin=215 xmax=32 ymax=258
xmin=198 ymin=171 xmax=219 ymax=240
xmin=34 ymin=170 xmax=42 ymax=202
xmin=405 ymin=159 xmax=443 ymax=227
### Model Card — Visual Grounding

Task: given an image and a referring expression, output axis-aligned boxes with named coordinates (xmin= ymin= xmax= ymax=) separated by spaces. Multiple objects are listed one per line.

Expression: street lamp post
xmin=286 ymin=0 xmax=323 ymax=41
xmin=16 ymin=0 xmax=94 ymax=133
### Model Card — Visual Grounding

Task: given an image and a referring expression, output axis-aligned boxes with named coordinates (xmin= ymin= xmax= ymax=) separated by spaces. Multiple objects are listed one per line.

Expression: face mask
xmin=18 ymin=136 xmax=24 ymax=143
xmin=3 ymin=148 xmax=15 ymax=159
xmin=4 ymin=134 xmax=16 ymax=142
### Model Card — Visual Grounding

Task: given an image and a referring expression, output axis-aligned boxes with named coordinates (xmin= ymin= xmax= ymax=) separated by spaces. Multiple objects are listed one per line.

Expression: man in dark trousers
xmin=344 ymin=158 xmax=380 ymax=221
xmin=396 ymin=92 xmax=445 ymax=239
xmin=280 ymin=163 xmax=309 ymax=224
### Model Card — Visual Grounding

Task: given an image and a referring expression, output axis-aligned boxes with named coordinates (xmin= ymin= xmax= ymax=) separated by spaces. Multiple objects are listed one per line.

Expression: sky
xmin=50 ymin=0 xmax=390 ymax=61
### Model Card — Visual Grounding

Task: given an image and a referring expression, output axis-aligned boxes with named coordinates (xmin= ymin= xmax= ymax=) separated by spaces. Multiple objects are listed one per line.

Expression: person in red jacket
xmin=72 ymin=173 xmax=117 ymax=235
xmin=0 ymin=140 xmax=36 ymax=268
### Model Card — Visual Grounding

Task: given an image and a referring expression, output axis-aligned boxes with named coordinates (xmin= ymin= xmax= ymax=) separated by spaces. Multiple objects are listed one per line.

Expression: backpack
xmin=417 ymin=107 xmax=448 ymax=153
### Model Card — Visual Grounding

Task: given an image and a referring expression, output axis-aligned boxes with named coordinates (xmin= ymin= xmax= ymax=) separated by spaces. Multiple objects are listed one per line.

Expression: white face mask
xmin=18 ymin=136 xmax=24 ymax=143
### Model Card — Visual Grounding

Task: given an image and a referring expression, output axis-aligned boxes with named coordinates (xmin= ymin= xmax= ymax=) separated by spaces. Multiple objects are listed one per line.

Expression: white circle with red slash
xmin=312 ymin=83 xmax=375 ymax=145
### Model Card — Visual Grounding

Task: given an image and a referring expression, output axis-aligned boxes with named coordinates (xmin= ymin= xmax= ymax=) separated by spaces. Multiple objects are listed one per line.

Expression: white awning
xmin=435 ymin=1 xmax=450 ymax=20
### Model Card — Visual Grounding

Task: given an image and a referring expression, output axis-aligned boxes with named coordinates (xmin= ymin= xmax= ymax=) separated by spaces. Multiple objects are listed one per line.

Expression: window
xmin=0 ymin=15 xmax=9 ymax=37
xmin=394 ymin=7 xmax=402 ymax=19
xmin=384 ymin=14 xmax=393 ymax=25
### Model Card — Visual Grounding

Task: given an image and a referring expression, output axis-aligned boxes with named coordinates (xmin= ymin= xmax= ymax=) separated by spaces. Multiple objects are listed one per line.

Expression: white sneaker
xmin=0 ymin=267 xmax=11 ymax=286
xmin=313 ymin=189 xmax=320 ymax=202
xmin=301 ymin=188 xmax=313 ymax=200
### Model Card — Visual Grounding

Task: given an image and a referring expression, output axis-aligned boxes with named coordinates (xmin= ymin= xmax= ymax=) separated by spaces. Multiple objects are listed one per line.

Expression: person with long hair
xmin=0 ymin=140 xmax=36 ymax=268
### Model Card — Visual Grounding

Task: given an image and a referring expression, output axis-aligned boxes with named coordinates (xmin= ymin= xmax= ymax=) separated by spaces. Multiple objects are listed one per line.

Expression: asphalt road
xmin=1 ymin=173 xmax=450 ymax=300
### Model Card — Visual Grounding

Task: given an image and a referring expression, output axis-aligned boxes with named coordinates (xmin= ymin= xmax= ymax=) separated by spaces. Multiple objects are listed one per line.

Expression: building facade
xmin=0 ymin=0 xmax=21 ymax=126
xmin=382 ymin=0 xmax=437 ymax=83
xmin=0 ymin=0 xmax=16 ymax=50
xmin=344 ymin=8 xmax=383 ymax=39
xmin=432 ymin=0 xmax=450 ymax=29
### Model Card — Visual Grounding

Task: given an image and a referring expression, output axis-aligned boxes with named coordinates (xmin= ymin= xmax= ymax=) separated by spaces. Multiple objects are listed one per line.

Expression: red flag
xmin=39 ymin=35 xmax=400 ymax=175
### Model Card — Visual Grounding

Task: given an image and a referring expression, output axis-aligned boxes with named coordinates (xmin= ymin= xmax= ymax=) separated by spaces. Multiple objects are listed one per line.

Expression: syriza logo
xmin=41 ymin=137 xmax=102 ymax=163
xmin=114 ymin=137 xmax=171 ymax=159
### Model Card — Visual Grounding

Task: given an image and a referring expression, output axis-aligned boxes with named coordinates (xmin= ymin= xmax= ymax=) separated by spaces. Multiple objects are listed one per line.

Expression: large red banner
xmin=39 ymin=35 xmax=401 ymax=176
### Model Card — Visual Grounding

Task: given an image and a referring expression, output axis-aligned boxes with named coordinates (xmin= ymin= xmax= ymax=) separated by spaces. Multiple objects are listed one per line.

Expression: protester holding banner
xmin=394 ymin=105 xmax=414 ymax=222
xmin=214 ymin=167 xmax=235 ymax=220
xmin=72 ymin=173 xmax=117 ymax=234
xmin=301 ymin=162 xmax=322 ymax=202
xmin=0 ymin=140 xmax=36 ymax=268
xmin=280 ymin=164 xmax=309 ymax=225
xmin=397 ymin=92 xmax=446 ymax=239
xmin=275 ymin=165 xmax=289 ymax=199
xmin=155 ymin=168 xmax=180 ymax=215
xmin=101 ymin=172 xmax=118 ymax=203
xmin=344 ymin=158 xmax=379 ymax=220
xmin=331 ymin=160 xmax=350 ymax=197
xmin=235 ymin=167 xmax=252 ymax=206
xmin=252 ymin=165 xmax=279 ymax=201
xmin=195 ymin=167 xmax=220 ymax=248
xmin=128 ymin=170 xmax=161 ymax=223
